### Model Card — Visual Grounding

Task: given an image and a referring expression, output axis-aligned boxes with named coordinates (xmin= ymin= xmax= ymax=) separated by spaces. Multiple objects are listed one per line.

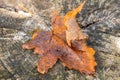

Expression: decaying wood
xmin=0 ymin=0 xmax=120 ymax=80
xmin=0 ymin=8 xmax=49 ymax=32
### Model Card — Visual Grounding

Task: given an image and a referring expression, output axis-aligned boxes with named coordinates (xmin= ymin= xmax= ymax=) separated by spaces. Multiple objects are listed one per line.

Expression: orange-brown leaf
xmin=22 ymin=1 xmax=97 ymax=75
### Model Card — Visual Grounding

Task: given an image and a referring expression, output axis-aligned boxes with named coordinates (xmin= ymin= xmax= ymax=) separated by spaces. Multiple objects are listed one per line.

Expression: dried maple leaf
xmin=22 ymin=1 xmax=97 ymax=75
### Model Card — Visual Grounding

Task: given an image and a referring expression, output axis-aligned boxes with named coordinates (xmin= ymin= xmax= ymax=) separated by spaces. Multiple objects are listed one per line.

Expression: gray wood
xmin=0 ymin=0 xmax=120 ymax=80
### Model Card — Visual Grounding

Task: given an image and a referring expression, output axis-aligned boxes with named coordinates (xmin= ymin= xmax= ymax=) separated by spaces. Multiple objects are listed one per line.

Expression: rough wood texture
xmin=0 ymin=0 xmax=120 ymax=80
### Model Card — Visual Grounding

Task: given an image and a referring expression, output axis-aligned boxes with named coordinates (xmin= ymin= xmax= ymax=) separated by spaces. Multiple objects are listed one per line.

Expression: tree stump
xmin=0 ymin=0 xmax=120 ymax=80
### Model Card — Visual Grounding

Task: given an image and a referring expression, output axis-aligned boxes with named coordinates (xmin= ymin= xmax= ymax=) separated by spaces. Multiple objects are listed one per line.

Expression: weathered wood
xmin=0 ymin=8 xmax=49 ymax=32
xmin=0 ymin=0 xmax=120 ymax=80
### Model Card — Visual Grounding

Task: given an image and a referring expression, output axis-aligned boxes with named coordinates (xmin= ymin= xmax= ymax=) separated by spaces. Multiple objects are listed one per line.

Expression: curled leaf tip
xmin=64 ymin=1 xmax=86 ymax=20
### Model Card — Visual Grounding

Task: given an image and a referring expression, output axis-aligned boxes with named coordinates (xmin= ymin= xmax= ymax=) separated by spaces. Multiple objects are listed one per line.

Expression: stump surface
xmin=0 ymin=0 xmax=120 ymax=80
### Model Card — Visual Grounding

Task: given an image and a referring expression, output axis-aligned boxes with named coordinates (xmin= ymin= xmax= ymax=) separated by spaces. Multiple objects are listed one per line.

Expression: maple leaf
xmin=22 ymin=1 xmax=97 ymax=74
